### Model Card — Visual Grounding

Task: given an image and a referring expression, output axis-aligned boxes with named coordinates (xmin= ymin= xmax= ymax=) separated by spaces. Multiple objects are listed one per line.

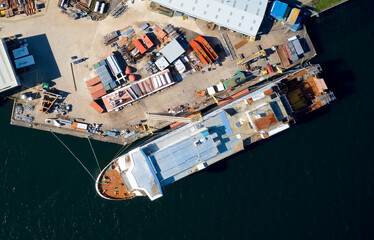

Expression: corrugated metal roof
xmin=152 ymin=0 xmax=268 ymax=36
xmin=96 ymin=65 xmax=113 ymax=86
xmin=86 ymin=76 xmax=101 ymax=87
xmin=160 ymin=39 xmax=185 ymax=63
xmin=133 ymin=39 xmax=147 ymax=54
xmin=0 ymin=39 xmax=20 ymax=93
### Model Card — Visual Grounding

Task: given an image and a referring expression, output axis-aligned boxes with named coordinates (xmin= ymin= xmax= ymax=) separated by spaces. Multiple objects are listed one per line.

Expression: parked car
xmin=73 ymin=58 xmax=88 ymax=64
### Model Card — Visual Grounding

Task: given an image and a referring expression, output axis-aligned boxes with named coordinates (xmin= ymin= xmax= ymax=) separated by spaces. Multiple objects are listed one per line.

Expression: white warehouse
xmin=0 ymin=39 xmax=21 ymax=94
xmin=151 ymin=0 xmax=269 ymax=36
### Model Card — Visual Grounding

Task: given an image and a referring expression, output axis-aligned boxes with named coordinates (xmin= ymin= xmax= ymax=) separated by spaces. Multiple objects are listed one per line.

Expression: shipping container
xmin=72 ymin=122 xmax=88 ymax=130
xmin=222 ymin=71 xmax=246 ymax=89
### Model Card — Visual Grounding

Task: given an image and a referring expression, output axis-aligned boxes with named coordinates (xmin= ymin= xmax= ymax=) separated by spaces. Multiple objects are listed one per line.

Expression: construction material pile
xmin=22 ymin=114 xmax=34 ymax=122
xmin=15 ymin=105 xmax=24 ymax=115
xmin=0 ymin=0 xmax=38 ymax=18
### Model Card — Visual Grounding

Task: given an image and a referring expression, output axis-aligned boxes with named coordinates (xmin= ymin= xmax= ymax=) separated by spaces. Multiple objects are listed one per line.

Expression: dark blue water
xmin=1 ymin=0 xmax=374 ymax=239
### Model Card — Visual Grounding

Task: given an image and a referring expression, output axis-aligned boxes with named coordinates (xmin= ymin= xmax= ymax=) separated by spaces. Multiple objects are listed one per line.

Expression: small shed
xmin=159 ymin=39 xmax=185 ymax=63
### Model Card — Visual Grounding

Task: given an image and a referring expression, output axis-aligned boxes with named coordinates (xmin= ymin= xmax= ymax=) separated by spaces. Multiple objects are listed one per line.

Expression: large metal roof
xmin=0 ymin=39 xmax=20 ymax=93
xmin=152 ymin=0 xmax=268 ymax=36
xmin=96 ymin=65 xmax=113 ymax=86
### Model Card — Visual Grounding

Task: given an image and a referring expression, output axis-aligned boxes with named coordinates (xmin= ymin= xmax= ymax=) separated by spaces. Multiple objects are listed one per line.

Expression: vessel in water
xmin=95 ymin=64 xmax=335 ymax=201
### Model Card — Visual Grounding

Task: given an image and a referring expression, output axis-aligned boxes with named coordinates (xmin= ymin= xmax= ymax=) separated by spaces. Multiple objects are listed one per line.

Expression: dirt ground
xmin=0 ymin=0 xmax=314 ymax=143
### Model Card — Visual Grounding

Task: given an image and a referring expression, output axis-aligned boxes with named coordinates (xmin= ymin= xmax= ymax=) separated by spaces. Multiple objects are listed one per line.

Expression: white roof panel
xmin=152 ymin=0 xmax=268 ymax=36
xmin=0 ymin=40 xmax=20 ymax=93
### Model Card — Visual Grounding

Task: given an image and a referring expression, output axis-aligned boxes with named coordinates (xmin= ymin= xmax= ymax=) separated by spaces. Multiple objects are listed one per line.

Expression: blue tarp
xmin=219 ymin=112 xmax=234 ymax=136
xmin=270 ymin=0 xmax=288 ymax=20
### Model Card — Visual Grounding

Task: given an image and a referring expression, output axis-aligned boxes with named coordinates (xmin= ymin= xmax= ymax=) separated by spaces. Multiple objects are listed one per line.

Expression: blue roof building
xmin=270 ymin=0 xmax=289 ymax=21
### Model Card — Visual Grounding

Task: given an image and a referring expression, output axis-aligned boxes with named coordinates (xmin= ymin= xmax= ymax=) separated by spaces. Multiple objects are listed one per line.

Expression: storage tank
xmin=100 ymin=3 xmax=105 ymax=14
xmin=94 ymin=1 xmax=100 ymax=12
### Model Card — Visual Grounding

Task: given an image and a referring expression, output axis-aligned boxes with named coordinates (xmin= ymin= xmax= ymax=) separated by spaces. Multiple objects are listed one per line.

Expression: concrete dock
xmin=1 ymin=0 xmax=317 ymax=146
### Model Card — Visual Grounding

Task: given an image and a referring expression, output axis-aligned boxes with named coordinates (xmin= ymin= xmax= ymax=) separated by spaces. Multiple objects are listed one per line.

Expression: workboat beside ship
xmin=95 ymin=65 xmax=336 ymax=201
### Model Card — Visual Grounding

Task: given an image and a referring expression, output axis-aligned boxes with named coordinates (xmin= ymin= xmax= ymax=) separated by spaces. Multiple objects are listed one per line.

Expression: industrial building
xmin=0 ymin=39 xmax=21 ymax=93
xmin=151 ymin=0 xmax=269 ymax=36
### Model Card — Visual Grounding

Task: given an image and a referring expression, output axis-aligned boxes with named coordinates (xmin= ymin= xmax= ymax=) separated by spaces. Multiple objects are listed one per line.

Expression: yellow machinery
xmin=236 ymin=50 xmax=266 ymax=65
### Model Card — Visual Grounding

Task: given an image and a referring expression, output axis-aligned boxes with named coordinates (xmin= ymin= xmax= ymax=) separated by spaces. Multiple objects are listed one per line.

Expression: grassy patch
xmin=314 ymin=0 xmax=346 ymax=12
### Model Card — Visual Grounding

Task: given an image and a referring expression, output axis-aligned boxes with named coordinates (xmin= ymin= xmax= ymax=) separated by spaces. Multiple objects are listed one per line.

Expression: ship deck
xmin=135 ymin=79 xmax=293 ymax=187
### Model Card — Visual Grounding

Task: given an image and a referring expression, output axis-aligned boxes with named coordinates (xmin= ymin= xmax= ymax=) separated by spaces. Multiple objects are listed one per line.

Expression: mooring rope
xmin=87 ymin=137 xmax=101 ymax=171
xmin=49 ymin=130 xmax=96 ymax=181
xmin=112 ymin=143 xmax=130 ymax=160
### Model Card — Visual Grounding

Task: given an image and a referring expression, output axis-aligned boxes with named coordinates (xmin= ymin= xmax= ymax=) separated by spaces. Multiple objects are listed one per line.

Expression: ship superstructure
xmin=95 ymin=65 xmax=335 ymax=200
